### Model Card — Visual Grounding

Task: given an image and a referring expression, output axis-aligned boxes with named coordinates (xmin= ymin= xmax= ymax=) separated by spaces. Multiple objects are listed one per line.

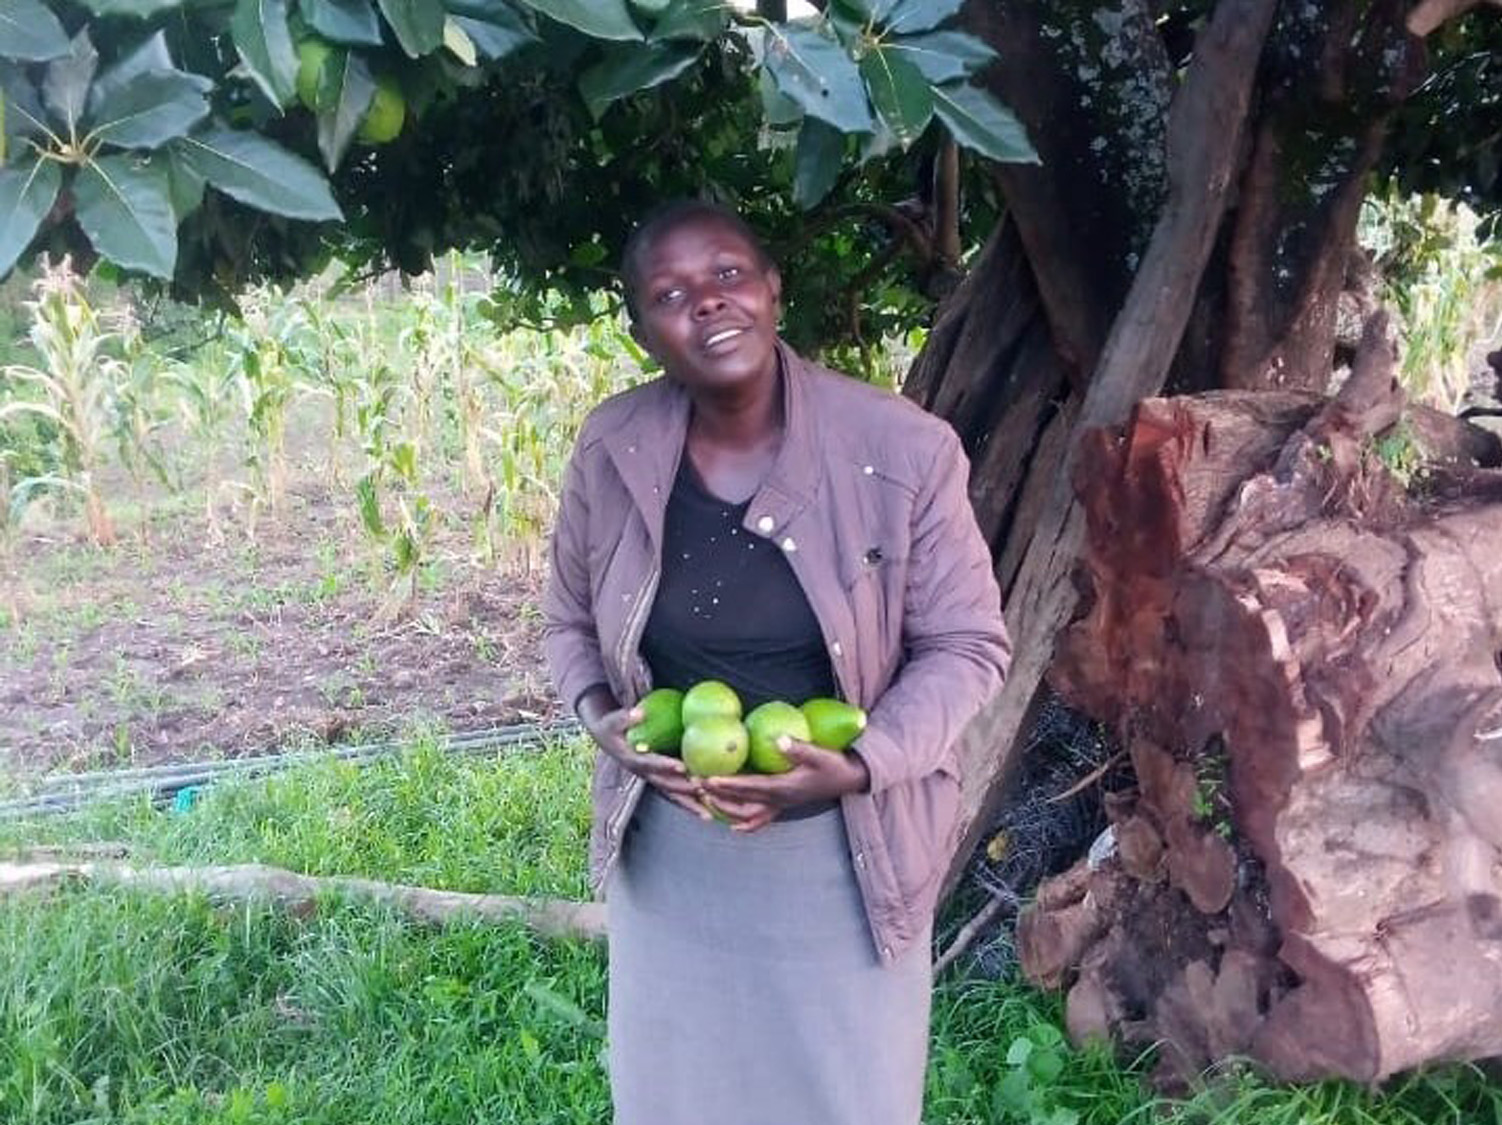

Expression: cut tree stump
xmin=1020 ymin=317 xmax=1502 ymax=1087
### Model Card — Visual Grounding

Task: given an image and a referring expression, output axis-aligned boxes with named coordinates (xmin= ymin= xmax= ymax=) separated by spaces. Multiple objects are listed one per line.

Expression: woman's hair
xmin=619 ymin=199 xmax=773 ymax=320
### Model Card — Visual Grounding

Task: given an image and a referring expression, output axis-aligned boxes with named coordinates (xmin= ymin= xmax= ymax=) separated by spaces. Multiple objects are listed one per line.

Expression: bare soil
xmin=0 ymin=475 xmax=558 ymax=782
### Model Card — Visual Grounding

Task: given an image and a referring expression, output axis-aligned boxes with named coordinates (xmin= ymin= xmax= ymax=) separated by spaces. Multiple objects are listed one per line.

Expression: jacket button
xmin=854 ymin=849 xmax=864 ymax=868
xmin=831 ymin=641 xmax=843 ymax=658
xmin=863 ymin=465 xmax=874 ymax=475
xmin=882 ymin=945 xmax=893 ymax=959
xmin=756 ymin=515 xmax=774 ymax=534
xmin=781 ymin=537 xmax=797 ymax=553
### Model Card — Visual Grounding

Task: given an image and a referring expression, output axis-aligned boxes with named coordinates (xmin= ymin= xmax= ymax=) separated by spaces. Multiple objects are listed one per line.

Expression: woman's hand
xmin=699 ymin=738 xmax=871 ymax=833
xmin=578 ymin=692 xmax=711 ymax=820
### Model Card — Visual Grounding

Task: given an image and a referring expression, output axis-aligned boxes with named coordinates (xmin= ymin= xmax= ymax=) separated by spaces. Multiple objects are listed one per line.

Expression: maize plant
xmin=107 ymin=301 xmax=175 ymax=535
xmin=160 ymin=358 xmax=238 ymax=542
xmin=1360 ymin=189 xmax=1502 ymax=411
xmin=355 ymin=438 xmax=436 ymax=623
xmin=293 ymin=290 xmax=367 ymax=489
xmin=224 ymin=288 xmax=320 ymax=517
xmin=0 ymin=258 xmax=123 ymax=545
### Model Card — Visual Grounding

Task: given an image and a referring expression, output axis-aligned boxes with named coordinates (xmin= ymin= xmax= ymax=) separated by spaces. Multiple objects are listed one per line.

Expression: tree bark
xmin=936 ymin=0 xmax=1281 ymax=899
xmin=1219 ymin=0 xmax=1424 ymax=392
xmin=1024 ymin=321 xmax=1502 ymax=1085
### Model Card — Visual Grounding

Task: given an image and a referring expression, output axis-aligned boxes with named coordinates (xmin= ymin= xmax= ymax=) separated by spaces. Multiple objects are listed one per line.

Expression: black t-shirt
xmin=640 ymin=459 xmax=837 ymax=714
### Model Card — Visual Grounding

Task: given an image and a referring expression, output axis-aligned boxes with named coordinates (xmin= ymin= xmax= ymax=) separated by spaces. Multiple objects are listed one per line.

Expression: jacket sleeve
xmin=853 ymin=425 xmax=1012 ymax=793
xmin=542 ymin=436 xmax=612 ymax=714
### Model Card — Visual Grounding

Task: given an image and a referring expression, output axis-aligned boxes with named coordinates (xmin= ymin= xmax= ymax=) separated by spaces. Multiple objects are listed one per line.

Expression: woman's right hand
xmin=579 ymin=693 xmax=709 ymax=820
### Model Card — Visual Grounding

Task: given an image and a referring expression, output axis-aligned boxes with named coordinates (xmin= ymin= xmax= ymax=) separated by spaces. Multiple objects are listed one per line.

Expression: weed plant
xmin=3 ymin=738 xmax=1500 ymax=1124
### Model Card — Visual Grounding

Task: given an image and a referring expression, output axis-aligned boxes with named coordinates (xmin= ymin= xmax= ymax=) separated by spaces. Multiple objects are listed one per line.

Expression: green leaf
xmin=0 ymin=63 xmax=47 ymax=141
xmin=376 ymin=0 xmax=445 ymax=58
xmin=0 ymin=0 xmax=70 ymax=62
xmin=859 ymin=46 xmax=931 ymax=144
xmin=73 ymin=154 xmax=176 ymax=279
xmin=231 ymin=0 xmax=298 ymax=107
xmin=793 ymin=117 xmax=843 ymax=209
xmin=931 ymin=82 xmax=1037 ymax=163
xmin=888 ymin=30 xmax=995 ymax=84
xmin=577 ymin=42 xmax=698 ymax=119
xmin=355 ymin=474 xmax=386 ymax=538
xmin=89 ymin=34 xmax=200 ymax=109
xmin=842 ymin=0 xmax=899 ymax=20
xmin=758 ymin=67 xmax=800 ymax=128
xmin=88 ymin=71 xmax=210 ymax=149
xmin=174 ymin=124 xmax=343 ymax=221
xmin=629 ymin=0 xmax=670 ymax=13
xmin=884 ymin=0 xmax=962 ymax=35
xmin=0 ymin=157 xmax=60 ymax=277
xmin=443 ymin=17 xmax=478 ymax=65
xmin=163 ymin=145 xmax=204 ymax=219
xmin=648 ymin=0 xmax=727 ymax=41
xmin=299 ymin=0 xmax=383 ymax=45
xmin=763 ymin=25 xmax=872 ymax=134
xmin=517 ymin=0 xmax=641 ymax=41
xmin=448 ymin=0 xmax=535 ymax=59
xmin=77 ymin=0 xmax=185 ymax=15
xmin=43 ymin=28 xmax=98 ymax=133
xmin=315 ymin=50 xmax=375 ymax=171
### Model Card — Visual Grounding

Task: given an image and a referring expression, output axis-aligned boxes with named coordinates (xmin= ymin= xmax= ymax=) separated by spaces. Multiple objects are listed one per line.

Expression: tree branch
xmin=0 ymin=860 xmax=607 ymax=940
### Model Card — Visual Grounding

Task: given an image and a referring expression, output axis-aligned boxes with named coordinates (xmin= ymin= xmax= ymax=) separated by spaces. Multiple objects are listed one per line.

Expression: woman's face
xmin=629 ymin=215 xmax=783 ymax=398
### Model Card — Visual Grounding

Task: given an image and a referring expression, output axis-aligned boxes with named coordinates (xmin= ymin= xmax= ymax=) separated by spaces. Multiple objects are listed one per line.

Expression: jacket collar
xmin=601 ymin=339 xmax=821 ymax=547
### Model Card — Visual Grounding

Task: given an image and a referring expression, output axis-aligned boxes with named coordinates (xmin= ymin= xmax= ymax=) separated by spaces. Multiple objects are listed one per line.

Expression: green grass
xmin=2 ymin=738 xmax=1500 ymax=1124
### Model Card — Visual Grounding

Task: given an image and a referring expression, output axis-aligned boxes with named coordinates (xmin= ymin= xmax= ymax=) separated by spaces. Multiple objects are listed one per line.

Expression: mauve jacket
xmin=542 ymin=342 xmax=1012 ymax=963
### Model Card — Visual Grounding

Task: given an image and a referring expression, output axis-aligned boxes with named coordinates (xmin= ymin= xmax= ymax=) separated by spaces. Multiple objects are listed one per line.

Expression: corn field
xmin=0 ymin=254 xmax=650 ymax=617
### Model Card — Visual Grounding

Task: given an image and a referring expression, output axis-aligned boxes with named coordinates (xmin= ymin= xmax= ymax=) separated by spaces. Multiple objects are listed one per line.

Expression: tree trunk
xmin=917 ymin=0 xmax=1280 ymax=899
xmin=1018 ymin=320 xmax=1502 ymax=1086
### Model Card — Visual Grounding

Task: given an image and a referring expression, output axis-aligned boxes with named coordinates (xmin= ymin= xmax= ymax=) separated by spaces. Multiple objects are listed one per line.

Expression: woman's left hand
xmin=698 ymin=738 xmax=871 ymax=833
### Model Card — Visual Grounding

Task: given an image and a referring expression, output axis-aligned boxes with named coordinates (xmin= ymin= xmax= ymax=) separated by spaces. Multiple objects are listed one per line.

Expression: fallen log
xmin=0 ymin=859 xmax=607 ymax=940
xmin=1022 ymin=316 xmax=1502 ymax=1087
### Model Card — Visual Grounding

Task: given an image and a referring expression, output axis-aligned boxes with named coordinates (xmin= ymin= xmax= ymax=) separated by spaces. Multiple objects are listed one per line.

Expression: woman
xmin=543 ymin=199 xmax=1010 ymax=1125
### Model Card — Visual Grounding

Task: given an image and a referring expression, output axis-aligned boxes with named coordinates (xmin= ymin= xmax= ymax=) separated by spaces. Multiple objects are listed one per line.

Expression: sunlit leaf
xmin=443 ymin=18 xmax=478 ymax=65
xmin=299 ymin=0 xmax=383 ymax=45
xmin=932 ymin=82 xmax=1037 ymax=163
xmin=0 ymin=157 xmax=60 ymax=277
xmin=315 ymin=50 xmax=376 ymax=171
xmin=73 ymin=154 xmax=176 ymax=279
xmin=231 ymin=0 xmax=298 ymax=106
xmin=578 ymin=41 xmax=698 ymax=119
xmin=377 ymin=0 xmax=445 ymax=58
xmin=888 ymin=30 xmax=995 ymax=84
xmin=517 ymin=0 xmax=641 ymax=41
xmin=88 ymin=71 xmax=211 ymax=149
xmin=0 ymin=0 xmax=70 ymax=62
xmin=174 ymin=123 xmax=343 ymax=221
xmin=763 ymin=25 xmax=872 ymax=134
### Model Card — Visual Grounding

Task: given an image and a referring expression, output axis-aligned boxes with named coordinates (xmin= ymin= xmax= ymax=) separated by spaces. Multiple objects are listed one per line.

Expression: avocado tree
xmin=3 ymin=0 xmax=1502 ymax=1088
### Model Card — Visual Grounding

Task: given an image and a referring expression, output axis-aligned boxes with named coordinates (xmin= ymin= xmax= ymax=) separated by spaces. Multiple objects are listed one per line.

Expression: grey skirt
xmin=606 ymin=790 xmax=932 ymax=1125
